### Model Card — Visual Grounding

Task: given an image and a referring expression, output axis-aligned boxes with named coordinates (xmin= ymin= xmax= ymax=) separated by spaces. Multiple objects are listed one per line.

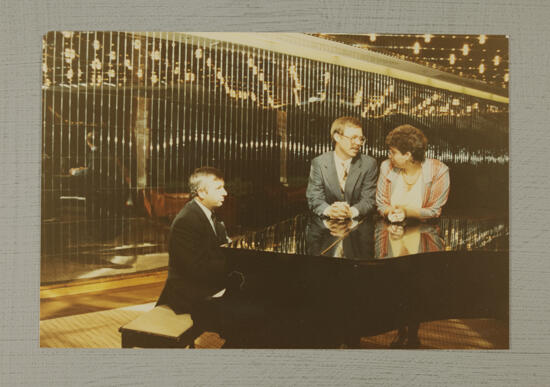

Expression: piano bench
xmin=119 ymin=305 xmax=197 ymax=348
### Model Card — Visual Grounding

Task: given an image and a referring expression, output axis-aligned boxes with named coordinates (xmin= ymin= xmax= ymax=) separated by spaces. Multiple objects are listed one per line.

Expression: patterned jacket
xmin=376 ymin=158 xmax=450 ymax=219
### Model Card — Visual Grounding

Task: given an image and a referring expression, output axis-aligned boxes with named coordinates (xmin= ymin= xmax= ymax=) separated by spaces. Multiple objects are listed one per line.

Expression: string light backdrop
xmin=41 ymin=32 xmax=509 ymax=283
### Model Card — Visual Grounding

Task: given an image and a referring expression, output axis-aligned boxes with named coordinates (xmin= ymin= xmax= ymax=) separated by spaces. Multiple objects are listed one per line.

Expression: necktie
xmin=340 ymin=162 xmax=349 ymax=195
xmin=210 ymin=213 xmax=218 ymax=236
xmin=211 ymin=213 xmax=228 ymax=244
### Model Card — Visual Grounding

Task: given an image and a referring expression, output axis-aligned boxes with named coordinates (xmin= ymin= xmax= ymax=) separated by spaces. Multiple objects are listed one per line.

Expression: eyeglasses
xmin=338 ymin=133 xmax=366 ymax=144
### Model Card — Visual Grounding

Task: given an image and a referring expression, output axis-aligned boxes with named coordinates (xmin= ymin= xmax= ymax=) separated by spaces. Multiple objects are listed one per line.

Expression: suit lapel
xmin=344 ymin=155 xmax=362 ymax=201
xmin=214 ymin=220 xmax=228 ymax=244
xmin=322 ymin=152 xmax=344 ymax=200
xmin=189 ymin=200 xmax=218 ymax=241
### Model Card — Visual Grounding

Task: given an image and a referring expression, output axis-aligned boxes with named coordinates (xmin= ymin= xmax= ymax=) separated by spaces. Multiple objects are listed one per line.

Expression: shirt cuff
xmin=350 ymin=207 xmax=359 ymax=218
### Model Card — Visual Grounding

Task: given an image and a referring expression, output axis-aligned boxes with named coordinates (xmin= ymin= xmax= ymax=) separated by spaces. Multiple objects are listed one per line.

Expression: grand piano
xmin=221 ymin=211 xmax=509 ymax=348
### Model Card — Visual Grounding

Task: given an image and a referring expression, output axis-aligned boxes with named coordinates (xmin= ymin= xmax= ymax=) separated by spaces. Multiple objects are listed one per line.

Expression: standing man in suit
xmin=306 ymin=116 xmax=378 ymax=219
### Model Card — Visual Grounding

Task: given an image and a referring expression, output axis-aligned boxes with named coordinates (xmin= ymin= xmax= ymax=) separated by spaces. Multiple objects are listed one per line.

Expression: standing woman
xmin=376 ymin=124 xmax=450 ymax=347
xmin=376 ymin=124 xmax=450 ymax=222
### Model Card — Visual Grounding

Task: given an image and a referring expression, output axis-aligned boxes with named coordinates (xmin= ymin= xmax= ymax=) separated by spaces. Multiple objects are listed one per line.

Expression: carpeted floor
xmin=40 ymin=302 xmax=508 ymax=349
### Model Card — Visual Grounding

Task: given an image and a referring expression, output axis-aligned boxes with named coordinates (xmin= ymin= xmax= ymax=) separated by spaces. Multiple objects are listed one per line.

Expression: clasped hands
xmin=387 ymin=224 xmax=405 ymax=239
xmin=324 ymin=218 xmax=353 ymax=237
xmin=324 ymin=201 xmax=353 ymax=220
xmin=387 ymin=205 xmax=408 ymax=223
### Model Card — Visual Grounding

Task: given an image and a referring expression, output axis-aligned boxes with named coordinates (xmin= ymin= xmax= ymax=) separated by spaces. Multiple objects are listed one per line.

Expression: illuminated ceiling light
xmin=479 ymin=63 xmax=485 ymax=74
xmin=64 ymin=48 xmax=76 ymax=61
xmin=62 ymin=31 xmax=73 ymax=39
xmin=174 ymin=66 xmax=180 ymax=75
xmin=478 ymin=34 xmax=487 ymax=44
xmin=493 ymin=55 xmax=501 ymax=66
xmin=90 ymin=58 xmax=102 ymax=70
xmin=504 ymin=73 xmax=509 ymax=82
xmin=452 ymin=98 xmax=460 ymax=106
xmin=152 ymin=50 xmax=161 ymax=60
xmin=66 ymin=69 xmax=74 ymax=80
xmin=125 ymin=59 xmax=132 ymax=69
xmin=413 ymin=42 xmax=421 ymax=55
xmin=151 ymin=73 xmax=158 ymax=84
xmin=137 ymin=68 xmax=143 ymax=78
xmin=133 ymin=40 xmax=141 ymax=50
xmin=461 ymin=44 xmax=470 ymax=56
xmin=93 ymin=40 xmax=101 ymax=51
xmin=194 ymin=48 xmax=203 ymax=59
xmin=423 ymin=34 xmax=432 ymax=43
xmin=368 ymin=33 xmax=376 ymax=42
xmin=107 ymin=69 xmax=116 ymax=78
xmin=449 ymin=54 xmax=456 ymax=65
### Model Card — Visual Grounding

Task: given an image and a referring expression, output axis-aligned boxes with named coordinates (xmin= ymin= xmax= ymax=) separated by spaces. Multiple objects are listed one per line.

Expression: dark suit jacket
xmin=306 ymin=151 xmax=378 ymax=217
xmin=156 ymin=199 xmax=230 ymax=314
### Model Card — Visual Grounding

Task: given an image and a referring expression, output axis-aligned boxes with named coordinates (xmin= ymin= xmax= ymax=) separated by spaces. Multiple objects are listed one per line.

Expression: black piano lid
xmin=223 ymin=212 xmax=509 ymax=261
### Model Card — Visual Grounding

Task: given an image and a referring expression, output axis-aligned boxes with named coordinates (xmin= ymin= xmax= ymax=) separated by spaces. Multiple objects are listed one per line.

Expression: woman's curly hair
xmin=385 ymin=124 xmax=428 ymax=163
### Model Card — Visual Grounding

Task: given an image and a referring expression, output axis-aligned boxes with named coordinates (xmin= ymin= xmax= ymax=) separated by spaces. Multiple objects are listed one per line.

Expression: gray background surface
xmin=1 ymin=0 xmax=549 ymax=385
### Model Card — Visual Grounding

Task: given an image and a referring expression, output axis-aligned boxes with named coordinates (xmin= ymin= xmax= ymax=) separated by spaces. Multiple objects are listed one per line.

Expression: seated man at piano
xmin=306 ymin=116 xmax=378 ymax=219
xmin=156 ymin=167 xmax=261 ymax=347
xmin=376 ymin=124 xmax=450 ymax=223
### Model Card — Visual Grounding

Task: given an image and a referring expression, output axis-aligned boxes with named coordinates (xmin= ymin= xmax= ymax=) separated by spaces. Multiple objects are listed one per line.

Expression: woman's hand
xmin=395 ymin=205 xmax=422 ymax=219
xmin=387 ymin=207 xmax=406 ymax=223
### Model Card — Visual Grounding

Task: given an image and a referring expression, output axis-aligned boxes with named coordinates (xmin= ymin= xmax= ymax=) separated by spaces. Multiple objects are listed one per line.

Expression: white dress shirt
xmin=194 ymin=198 xmax=218 ymax=235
